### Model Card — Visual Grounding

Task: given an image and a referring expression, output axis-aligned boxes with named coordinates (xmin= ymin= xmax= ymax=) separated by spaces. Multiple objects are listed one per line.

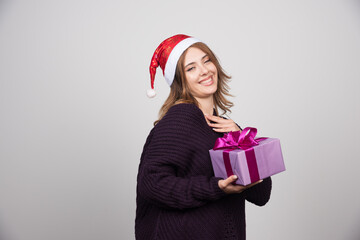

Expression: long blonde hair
xmin=154 ymin=42 xmax=233 ymax=125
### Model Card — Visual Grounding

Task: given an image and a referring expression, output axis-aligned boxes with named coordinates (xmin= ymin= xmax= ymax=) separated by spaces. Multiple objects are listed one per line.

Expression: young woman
xmin=136 ymin=34 xmax=272 ymax=240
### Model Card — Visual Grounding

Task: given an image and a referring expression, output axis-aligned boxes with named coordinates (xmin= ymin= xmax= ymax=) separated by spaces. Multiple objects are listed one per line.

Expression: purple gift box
xmin=209 ymin=128 xmax=285 ymax=186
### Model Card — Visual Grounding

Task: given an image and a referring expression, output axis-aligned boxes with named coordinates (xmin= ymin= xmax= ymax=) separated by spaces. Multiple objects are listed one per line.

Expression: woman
xmin=136 ymin=34 xmax=272 ymax=240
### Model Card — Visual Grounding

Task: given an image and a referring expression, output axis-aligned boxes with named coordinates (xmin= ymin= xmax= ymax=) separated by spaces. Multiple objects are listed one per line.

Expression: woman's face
xmin=183 ymin=47 xmax=218 ymax=99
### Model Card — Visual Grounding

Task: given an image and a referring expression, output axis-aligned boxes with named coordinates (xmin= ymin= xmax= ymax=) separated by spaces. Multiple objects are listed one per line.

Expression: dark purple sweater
xmin=136 ymin=103 xmax=272 ymax=240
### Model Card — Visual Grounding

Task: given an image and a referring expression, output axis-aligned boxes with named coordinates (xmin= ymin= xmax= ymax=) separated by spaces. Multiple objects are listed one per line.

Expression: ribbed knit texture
xmin=136 ymin=103 xmax=272 ymax=240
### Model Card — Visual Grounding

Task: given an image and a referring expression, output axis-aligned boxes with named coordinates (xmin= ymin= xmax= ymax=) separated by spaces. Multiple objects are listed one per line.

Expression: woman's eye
xmin=186 ymin=67 xmax=195 ymax=72
xmin=204 ymin=59 xmax=211 ymax=63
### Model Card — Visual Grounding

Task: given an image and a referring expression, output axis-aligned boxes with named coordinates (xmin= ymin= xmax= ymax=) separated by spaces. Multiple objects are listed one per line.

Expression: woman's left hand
xmin=205 ymin=115 xmax=241 ymax=133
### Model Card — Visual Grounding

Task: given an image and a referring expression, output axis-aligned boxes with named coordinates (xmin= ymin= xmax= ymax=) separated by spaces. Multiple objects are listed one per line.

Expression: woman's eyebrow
xmin=184 ymin=54 xmax=208 ymax=68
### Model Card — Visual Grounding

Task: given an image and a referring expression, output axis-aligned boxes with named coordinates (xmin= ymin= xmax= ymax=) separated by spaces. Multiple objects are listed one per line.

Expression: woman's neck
xmin=195 ymin=96 xmax=214 ymax=116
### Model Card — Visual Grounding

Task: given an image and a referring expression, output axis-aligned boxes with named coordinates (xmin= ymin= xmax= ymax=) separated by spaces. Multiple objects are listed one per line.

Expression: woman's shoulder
xmin=156 ymin=103 xmax=206 ymax=130
xmin=165 ymin=103 xmax=204 ymax=121
xmin=168 ymin=103 xmax=202 ymax=114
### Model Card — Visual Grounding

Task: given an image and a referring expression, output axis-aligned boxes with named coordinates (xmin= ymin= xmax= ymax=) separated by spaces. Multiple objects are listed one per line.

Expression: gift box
xmin=209 ymin=128 xmax=285 ymax=186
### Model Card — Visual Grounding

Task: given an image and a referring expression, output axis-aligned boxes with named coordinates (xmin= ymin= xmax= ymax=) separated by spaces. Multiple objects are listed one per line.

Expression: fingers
xmin=219 ymin=175 xmax=238 ymax=189
xmin=219 ymin=177 xmax=264 ymax=194
xmin=219 ymin=175 xmax=248 ymax=194
xmin=225 ymin=175 xmax=238 ymax=185
xmin=208 ymin=122 xmax=234 ymax=131
xmin=212 ymin=127 xmax=234 ymax=133
xmin=204 ymin=114 xmax=228 ymax=123
xmin=204 ymin=115 xmax=241 ymax=132
xmin=245 ymin=180 xmax=263 ymax=189
xmin=207 ymin=122 xmax=232 ymax=128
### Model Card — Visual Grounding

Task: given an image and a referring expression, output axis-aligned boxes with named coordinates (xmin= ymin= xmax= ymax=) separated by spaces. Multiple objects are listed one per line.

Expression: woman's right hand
xmin=218 ymin=175 xmax=263 ymax=194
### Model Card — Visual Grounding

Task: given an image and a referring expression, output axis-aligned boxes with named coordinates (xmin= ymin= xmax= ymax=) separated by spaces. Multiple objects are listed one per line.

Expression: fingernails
xmin=233 ymin=175 xmax=238 ymax=180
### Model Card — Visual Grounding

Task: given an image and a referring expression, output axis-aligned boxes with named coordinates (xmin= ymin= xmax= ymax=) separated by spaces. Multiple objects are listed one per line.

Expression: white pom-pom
xmin=146 ymin=89 xmax=156 ymax=98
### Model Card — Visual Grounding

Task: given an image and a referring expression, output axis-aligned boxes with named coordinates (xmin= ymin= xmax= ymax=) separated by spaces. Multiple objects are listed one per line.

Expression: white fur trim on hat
xmin=164 ymin=37 xmax=201 ymax=86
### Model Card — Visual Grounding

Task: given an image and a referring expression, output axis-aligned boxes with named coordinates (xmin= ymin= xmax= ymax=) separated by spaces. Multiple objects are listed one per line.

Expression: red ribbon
xmin=213 ymin=127 xmax=267 ymax=183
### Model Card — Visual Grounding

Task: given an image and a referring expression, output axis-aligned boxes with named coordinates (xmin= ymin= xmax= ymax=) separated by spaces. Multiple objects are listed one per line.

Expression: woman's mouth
xmin=199 ymin=76 xmax=213 ymax=86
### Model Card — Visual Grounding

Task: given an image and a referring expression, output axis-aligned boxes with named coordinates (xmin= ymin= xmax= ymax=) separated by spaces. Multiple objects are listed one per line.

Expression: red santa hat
xmin=147 ymin=34 xmax=201 ymax=98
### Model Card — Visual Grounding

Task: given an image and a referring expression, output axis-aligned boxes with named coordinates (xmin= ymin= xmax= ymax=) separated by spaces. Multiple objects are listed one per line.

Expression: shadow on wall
xmin=0 ymin=0 xmax=11 ymax=23
xmin=0 ymin=220 xmax=14 ymax=240
xmin=351 ymin=229 xmax=360 ymax=240
xmin=351 ymin=222 xmax=360 ymax=240
xmin=348 ymin=213 xmax=360 ymax=240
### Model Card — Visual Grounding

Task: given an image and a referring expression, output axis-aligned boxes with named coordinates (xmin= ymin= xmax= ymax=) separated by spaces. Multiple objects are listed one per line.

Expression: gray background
xmin=1 ymin=0 xmax=360 ymax=239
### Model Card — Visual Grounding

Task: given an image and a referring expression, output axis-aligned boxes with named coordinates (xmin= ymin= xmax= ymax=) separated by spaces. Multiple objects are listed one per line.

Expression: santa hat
xmin=147 ymin=34 xmax=201 ymax=98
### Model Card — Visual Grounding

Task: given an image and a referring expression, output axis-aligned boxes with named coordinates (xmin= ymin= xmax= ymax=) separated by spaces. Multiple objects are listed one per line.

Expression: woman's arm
xmin=243 ymin=177 xmax=272 ymax=206
xmin=204 ymin=115 xmax=272 ymax=205
xmin=137 ymin=104 xmax=227 ymax=210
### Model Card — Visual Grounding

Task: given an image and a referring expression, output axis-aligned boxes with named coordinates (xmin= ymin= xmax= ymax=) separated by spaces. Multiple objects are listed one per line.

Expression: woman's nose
xmin=199 ymin=63 xmax=209 ymax=75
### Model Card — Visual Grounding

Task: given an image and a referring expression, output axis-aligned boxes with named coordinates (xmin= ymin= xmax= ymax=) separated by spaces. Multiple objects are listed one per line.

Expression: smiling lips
xmin=199 ymin=76 xmax=214 ymax=86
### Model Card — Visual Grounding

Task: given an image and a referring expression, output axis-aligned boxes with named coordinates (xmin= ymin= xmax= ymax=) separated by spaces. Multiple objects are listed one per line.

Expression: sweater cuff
xmin=211 ymin=177 xmax=227 ymax=199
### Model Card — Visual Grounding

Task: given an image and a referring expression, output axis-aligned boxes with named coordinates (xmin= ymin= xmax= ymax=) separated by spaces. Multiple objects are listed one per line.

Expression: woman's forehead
xmin=183 ymin=47 xmax=207 ymax=65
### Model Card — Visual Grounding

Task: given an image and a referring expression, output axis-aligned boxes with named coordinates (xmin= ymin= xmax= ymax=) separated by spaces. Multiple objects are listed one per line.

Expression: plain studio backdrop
xmin=1 ymin=0 xmax=360 ymax=239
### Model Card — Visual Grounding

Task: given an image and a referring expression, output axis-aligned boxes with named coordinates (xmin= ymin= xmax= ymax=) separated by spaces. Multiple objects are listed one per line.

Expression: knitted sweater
xmin=135 ymin=103 xmax=272 ymax=240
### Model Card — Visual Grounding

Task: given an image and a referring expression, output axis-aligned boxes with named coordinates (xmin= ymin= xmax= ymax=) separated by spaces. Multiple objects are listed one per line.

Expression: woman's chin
xmin=196 ymin=90 xmax=218 ymax=99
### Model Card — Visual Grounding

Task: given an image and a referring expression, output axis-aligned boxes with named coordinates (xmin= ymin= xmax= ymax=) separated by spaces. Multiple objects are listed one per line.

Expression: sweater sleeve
xmin=244 ymin=177 xmax=272 ymax=206
xmin=137 ymin=104 xmax=226 ymax=210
